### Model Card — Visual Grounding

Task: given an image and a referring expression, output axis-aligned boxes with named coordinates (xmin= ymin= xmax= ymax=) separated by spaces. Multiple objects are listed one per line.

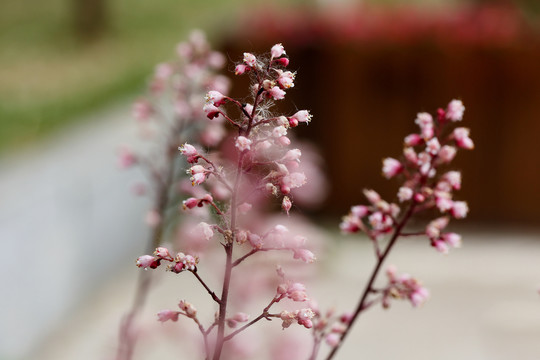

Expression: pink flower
xmin=205 ymin=90 xmax=227 ymax=106
xmin=271 ymin=43 xmax=286 ymax=59
xmin=453 ymin=127 xmax=474 ymax=150
xmin=451 ymin=201 xmax=469 ymax=219
xmin=268 ymin=86 xmax=286 ymax=100
xmin=238 ymin=202 xmax=252 ymax=214
xmin=351 ymin=205 xmax=369 ymax=218
xmin=203 ymin=103 xmax=221 ymax=119
xmin=415 ymin=113 xmax=434 ymax=139
xmin=325 ymin=333 xmax=340 ymax=347
xmin=182 ymin=197 xmax=199 ymax=210
xmin=178 ymin=300 xmax=197 ymax=318
xmin=248 ymin=233 xmax=263 ymax=249
xmin=410 ymin=286 xmax=430 ymax=307
xmin=398 ymin=187 xmax=413 ymax=202
xmin=296 ymin=308 xmax=315 ymax=328
xmin=446 ymin=99 xmax=465 ymax=122
xmin=136 ymin=255 xmax=156 ymax=269
xmin=243 ymin=52 xmax=257 ymax=67
xmin=235 ymin=64 xmax=248 ymax=75
xmin=157 ymin=310 xmax=179 ymax=322
xmin=382 ymin=157 xmax=402 ymax=178
xmin=404 ymin=133 xmax=423 ymax=146
xmin=277 ymin=70 xmax=295 ymax=89
xmin=154 ymin=247 xmax=170 ymax=259
xmin=432 ymin=239 xmax=449 ymax=254
xmin=292 ymin=247 xmax=316 ymax=263
xmin=281 ymin=172 xmax=306 ymax=194
xmin=289 ymin=110 xmax=312 ymax=125
xmin=426 ymin=138 xmax=441 ymax=155
xmin=438 ymin=145 xmax=456 ymax=163
xmin=235 ymin=136 xmax=252 ymax=152
xmin=179 ymin=143 xmax=199 ymax=163
xmin=282 ymin=196 xmax=292 ymax=215
xmin=443 ymin=232 xmax=462 ymax=248
xmin=363 ymin=189 xmax=381 ymax=205
xmin=443 ymin=171 xmax=462 ymax=190
xmin=283 ymin=149 xmax=302 ymax=163
xmin=403 ymin=147 xmax=418 ymax=164
xmin=196 ymin=222 xmax=214 ymax=241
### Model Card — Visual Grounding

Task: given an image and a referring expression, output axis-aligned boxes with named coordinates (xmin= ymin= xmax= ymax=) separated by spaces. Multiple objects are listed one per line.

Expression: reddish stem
xmin=324 ymin=202 xmax=417 ymax=360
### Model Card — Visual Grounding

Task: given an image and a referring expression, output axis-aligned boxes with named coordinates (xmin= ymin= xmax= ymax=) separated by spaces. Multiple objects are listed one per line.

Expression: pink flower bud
xmin=397 ymin=187 xmax=413 ymax=202
xmin=205 ymin=90 xmax=227 ymax=106
xmin=426 ymin=138 xmax=441 ymax=155
xmin=451 ymin=201 xmax=469 ymax=219
xmin=438 ymin=145 xmax=456 ymax=163
xmin=136 ymin=255 xmax=156 ymax=269
xmin=325 ymin=333 xmax=340 ymax=347
xmin=268 ymin=86 xmax=286 ymax=100
xmin=277 ymin=70 xmax=295 ymax=89
xmin=235 ymin=64 xmax=248 ymax=75
xmin=243 ymin=53 xmax=257 ymax=67
xmin=278 ymin=136 xmax=291 ymax=146
xmin=182 ymin=197 xmax=199 ymax=210
xmin=191 ymin=172 xmax=206 ymax=186
xmin=275 ymin=57 xmax=289 ymax=66
xmin=179 ymin=143 xmax=198 ymax=158
xmin=233 ymin=312 xmax=250 ymax=322
xmin=453 ymin=127 xmax=474 ymax=149
xmin=283 ymin=149 xmax=302 ymax=162
xmin=154 ymin=247 xmax=170 ymax=259
xmin=363 ymin=189 xmax=381 ymax=204
xmin=235 ymin=136 xmax=252 ymax=152
xmin=351 ymin=205 xmax=369 ymax=218
xmin=196 ymin=222 xmax=214 ymax=241
xmin=238 ymin=202 xmax=252 ymax=214
xmin=290 ymin=110 xmax=312 ymax=124
xmin=203 ymin=103 xmax=221 ymax=119
xmin=271 ymin=43 xmax=286 ymax=59
xmin=443 ymin=232 xmax=462 ymax=248
xmin=382 ymin=157 xmax=403 ymax=178
xmin=248 ymin=233 xmax=263 ymax=249
xmin=157 ymin=310 xmax=179 ymax=322
xmin=282 ymin=196 xmax=292 ymax=215
xmin=178 ymin=300 xmax=197 ymax=318
xmin=292 ymin=248 xmax=316 ymax=263
xmin=446 ymin=99 xmax=465 ymax=122
xmin=404 ymin=133 xmax=423 ymax=146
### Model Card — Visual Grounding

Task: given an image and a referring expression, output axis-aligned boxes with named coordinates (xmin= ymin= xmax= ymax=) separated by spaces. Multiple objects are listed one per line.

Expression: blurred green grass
xmin=0 ymin=0 xmax=302 ymax=153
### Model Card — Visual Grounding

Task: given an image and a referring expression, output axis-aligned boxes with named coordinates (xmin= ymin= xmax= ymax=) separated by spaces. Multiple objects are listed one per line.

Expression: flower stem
xmin=324 ymin=202 xmax=416 ymax=360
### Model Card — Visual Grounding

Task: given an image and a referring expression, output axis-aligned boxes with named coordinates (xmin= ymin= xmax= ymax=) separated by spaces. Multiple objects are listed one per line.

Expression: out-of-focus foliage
xmin=0 ymin=0 xmax=304 ymax=153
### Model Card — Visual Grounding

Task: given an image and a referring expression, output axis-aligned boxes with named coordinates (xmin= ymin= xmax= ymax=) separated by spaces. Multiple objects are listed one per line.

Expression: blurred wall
xmin=222 ymin=4 xmax=540 ymax=224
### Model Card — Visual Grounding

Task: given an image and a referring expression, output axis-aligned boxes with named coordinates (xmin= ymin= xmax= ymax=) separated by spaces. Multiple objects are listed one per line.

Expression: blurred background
xmin=2 ymin=0 xmax=540 ymax=359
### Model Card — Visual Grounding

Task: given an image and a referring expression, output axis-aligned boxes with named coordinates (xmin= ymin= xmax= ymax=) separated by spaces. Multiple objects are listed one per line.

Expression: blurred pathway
xmin=0 ymin=101 xmax=151 ymax=359
xmin=31 ymin=230 xmax=540 ymax=360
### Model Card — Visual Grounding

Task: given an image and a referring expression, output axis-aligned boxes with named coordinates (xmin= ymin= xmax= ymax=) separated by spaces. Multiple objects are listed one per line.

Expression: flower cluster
xmin=382 ymin=265 xmax=430 ymax=308
xmin=134 ymin=43 xmax=316 ymax=359
xmin=341 ymin=99 xmax=472 ymax=251
xmin=136 ymin=246 xmax=199 ymax=273
xmin=323 ymin=100 xmax=473 ymax=359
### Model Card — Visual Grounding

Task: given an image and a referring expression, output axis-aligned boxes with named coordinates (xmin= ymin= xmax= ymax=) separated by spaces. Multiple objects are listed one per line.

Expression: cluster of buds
xmin=340 ymin=189 xmax=400 ymax=238
xmin=425 ymin=216 xmax=462 ymax=253
xmin=157 ymin=300 xmax=198 ymax=323
xmin=308 ymin=304 xmax=354 ymax=349
xmin=341 ymin=99 xmax=472 ymax=244
xmin=136 ymin=246 xmax=198 ymax=274
xmin=280 ymin=308 xmax=315 ymax=329
xmin=382 ymin=265 xmax=430 ymax=308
